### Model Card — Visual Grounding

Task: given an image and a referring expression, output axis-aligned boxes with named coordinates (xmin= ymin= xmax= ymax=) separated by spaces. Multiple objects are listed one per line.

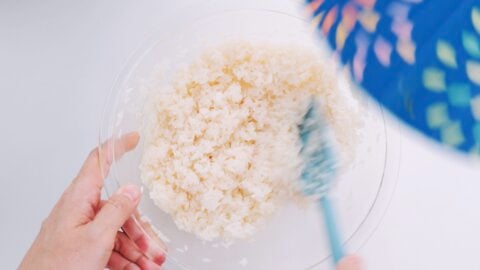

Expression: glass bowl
xmin=99 ymin=9 xmax=401 ymax=270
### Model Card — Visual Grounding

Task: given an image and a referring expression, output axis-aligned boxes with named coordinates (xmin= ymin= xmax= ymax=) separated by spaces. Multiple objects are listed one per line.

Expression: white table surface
xmin=1 ymin=1 xmax=479 ymax=269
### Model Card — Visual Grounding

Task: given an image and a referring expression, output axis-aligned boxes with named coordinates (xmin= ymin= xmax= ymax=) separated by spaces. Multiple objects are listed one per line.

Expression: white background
xmin=1 ymin=0 xmax=479 ymax=269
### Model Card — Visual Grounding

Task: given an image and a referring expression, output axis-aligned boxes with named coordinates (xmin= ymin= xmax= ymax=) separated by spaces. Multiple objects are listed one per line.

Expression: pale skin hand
xmin=19 ymin=133 xmax=166 ymax=270
xmin=337 ymin=255 xmax=364 ymax=270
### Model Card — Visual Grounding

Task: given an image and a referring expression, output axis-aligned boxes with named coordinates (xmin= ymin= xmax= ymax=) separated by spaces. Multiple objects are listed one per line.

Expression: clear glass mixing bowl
xmin=99 ymin=9 xmax=402 ymax=270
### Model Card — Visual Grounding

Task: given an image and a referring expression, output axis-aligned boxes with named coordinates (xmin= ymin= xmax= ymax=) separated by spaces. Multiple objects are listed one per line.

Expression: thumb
xmin=337 ymin=255 xmax=363 ymax=270
xmin=91 ymin=185 xmax=141 ymax=239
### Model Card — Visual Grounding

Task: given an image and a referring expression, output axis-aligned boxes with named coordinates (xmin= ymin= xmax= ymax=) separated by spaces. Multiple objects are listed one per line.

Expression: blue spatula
xmin=298 ymin=100 xmax=345 ymax=265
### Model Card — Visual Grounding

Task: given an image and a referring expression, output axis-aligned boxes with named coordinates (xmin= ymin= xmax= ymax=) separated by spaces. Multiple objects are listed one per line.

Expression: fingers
xmin=337 ymin=255 xmax=363 ymax=270
xmin=49 ymin=133 xmax=140 ymax=228
xmin=107 ymin=250 xmax=140 ymax=270
xmin=123 ymin=215 xmax=166 ymax=265
xmin=76 ymin=132 xmax=140 ymax=190
xmin=91 ymin=185 xmax=141 ymax=241
xmin=99 ymin=201 xmax=166 ymax=269
xmin=114 ymin=232 xmax=163 ymax=270
xmin=64 ymin=132 xmax=139 ymax=207
xmin=133 ymin=211 xmax=168 ymax=253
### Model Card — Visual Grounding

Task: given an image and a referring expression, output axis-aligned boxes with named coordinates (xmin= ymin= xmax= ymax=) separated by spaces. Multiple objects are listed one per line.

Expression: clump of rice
xmin=140 ymin=41 xmax=362 ymax=242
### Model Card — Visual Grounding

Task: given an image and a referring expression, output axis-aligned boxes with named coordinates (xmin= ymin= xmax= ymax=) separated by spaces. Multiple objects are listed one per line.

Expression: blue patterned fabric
xmin=305 ymin=0 xmax=480 ymax=154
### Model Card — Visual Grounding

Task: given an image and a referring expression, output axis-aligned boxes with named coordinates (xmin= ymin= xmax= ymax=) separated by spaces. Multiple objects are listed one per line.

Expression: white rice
xmin=140 ymin=41 xmax=362 ymax=242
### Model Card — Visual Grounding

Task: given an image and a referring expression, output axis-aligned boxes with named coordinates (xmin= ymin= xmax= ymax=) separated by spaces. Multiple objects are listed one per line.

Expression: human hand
xmin=337 ymin=255 xmax=364 ymax=270
xmin=19 ymin=133 xmax=166 ymax=270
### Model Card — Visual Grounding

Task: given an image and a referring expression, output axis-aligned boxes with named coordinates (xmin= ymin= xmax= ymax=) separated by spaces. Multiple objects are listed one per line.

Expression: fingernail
xmin=118 ymin=185 xmax=141 ymax=202
xmin=153 ymin=254 xmax=166 ymax=265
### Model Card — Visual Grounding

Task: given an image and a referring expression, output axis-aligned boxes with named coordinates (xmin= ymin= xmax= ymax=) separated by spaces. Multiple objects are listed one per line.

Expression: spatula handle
xmin=319 ymin=195 xmax=345 ymax=264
